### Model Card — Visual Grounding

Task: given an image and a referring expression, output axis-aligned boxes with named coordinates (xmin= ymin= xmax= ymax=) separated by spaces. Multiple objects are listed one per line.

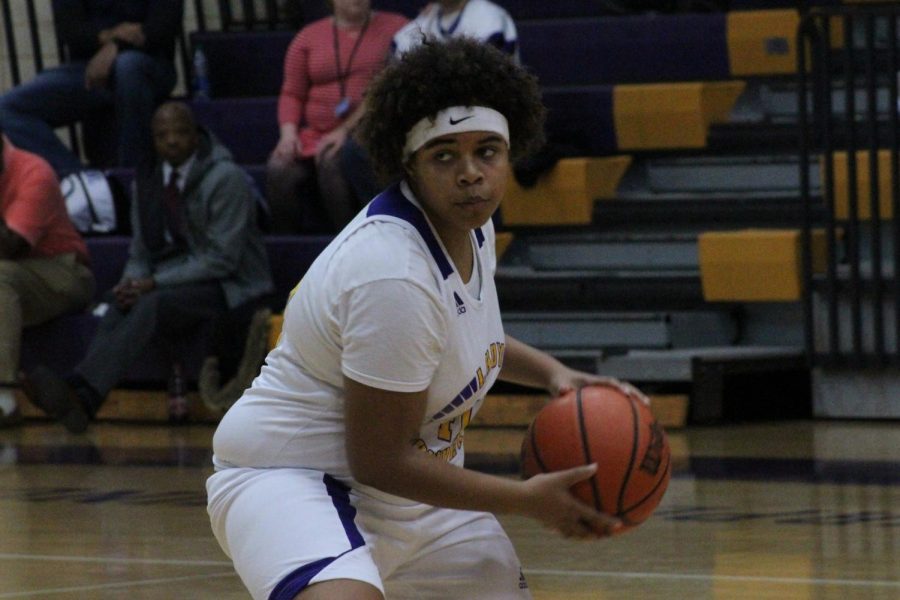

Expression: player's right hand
xmin=521 ymin=464 xmax=623 ymax=540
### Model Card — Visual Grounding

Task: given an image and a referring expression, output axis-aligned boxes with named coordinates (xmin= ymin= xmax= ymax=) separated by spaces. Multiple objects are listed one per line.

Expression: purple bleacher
xmin=264 ymin=235 xmax=333 ymax=304
xmin=84 ymin=236 xmax=132 ymax=300
xmin=20 ymin=235 xmax=332 ymax=386
xmin=374 ymin=0 xmax=614 ymax=20
xmin=243 ymin=163 xmax=266 ymax=197
xmin=541 ymin=85 xmax=617 ymax=155
xmin=105 ymin=167 xmax=134 ymax=196
xmin=191 ymin=30 xmax=293 ymax=98
xmin=193 ymin=13 xmax=730 ymax=98
xmin=519 ymin=14 xmax=729 ymax=86
xmin=190 ymin=97 xmax=278 ymax=165
xmin=188 ymin=83 xmax=617 ymax=159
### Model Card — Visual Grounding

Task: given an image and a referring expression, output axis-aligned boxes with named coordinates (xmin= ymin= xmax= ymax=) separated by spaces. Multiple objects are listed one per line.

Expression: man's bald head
xmin=152 ymin=101 xmax=197 ymax=129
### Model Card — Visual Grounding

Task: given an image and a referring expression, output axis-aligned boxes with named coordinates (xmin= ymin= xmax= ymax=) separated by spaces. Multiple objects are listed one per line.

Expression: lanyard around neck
xmin=332 ymin=15 xmax=371 ymax=100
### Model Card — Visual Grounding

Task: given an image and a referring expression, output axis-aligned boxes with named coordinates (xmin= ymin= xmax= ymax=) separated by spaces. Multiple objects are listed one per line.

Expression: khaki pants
xmin=0 ymin=254 xmax=95 ymax=384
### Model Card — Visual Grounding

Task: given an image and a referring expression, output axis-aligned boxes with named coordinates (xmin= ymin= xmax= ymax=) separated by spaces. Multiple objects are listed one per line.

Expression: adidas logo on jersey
xmin=453 ymin=292 xmax=467 ymax=315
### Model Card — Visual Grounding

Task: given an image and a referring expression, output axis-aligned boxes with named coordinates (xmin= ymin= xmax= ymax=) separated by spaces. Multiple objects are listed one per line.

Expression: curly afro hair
xmin=359 ymin=37 xmax=546 ymax=182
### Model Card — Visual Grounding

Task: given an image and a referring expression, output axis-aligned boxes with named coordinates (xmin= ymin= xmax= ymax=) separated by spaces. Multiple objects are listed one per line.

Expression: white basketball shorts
xmin=207 ymin=467 xmax=532 ymax=600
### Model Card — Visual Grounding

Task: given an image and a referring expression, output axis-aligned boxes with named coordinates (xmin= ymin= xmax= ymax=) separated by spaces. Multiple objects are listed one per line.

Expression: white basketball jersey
xmin=212 ymin=182 xmax=505 ymax=503
xmin=392 ymin=0 xmax=519 ymax=61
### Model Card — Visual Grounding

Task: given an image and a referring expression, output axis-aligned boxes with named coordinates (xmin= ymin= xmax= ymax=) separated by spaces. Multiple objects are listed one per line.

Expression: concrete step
xmin=595 ymin=345 xmax=806 ymax=382
xmin=620 ymin=153 xmax=819 ymax=196
xmin=501 ymin=311 xmax=738 ymax=353
xmin=594 ymin=344 xmax=809 ymax=423
xmin=593 ymin=192 xmax=825 ymax=232
xmin=496 ymin=266 xmax=705 ymax=312
xmin=734 ymin=80 xmax=897 ymax=124
xmin=521 ymin=232 xmax=699 ymax=272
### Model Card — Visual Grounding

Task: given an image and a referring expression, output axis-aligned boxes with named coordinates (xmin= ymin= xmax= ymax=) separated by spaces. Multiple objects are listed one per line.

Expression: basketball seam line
xmin=616 ymin=397 xmax=641 ymax=515
xmin=576 ymin=387 xmax=603 ymax=512
xmin=530 ymin=422 xmax=549 ymax=473
xmin=621 ymin=453 xmax=672 ymax=524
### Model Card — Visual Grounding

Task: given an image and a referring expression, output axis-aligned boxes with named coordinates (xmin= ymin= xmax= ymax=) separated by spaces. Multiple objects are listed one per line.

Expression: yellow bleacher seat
xmin=269 ymin=313 xmax=284 ymax=350
xmin=501 ymin=156 xmax=631 ymax=226
xmin=613 ymin=81 xmax=745 ymax=151
xmin=727 ymin=10 xmax=800 ymax=76
xmin=728 ymin=9 xmax=844 ymax=75
xmin=699 ymin=228 xmax=828 ymax=302
xmin=828 ymin=150 xmax=896 ymax=220
xmin=494 ymin=231 xmax=514 ymax=259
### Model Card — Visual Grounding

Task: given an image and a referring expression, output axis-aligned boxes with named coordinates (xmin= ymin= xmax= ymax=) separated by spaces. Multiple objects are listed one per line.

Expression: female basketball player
xmin=207 ymin=38 xmax=646 ymax=600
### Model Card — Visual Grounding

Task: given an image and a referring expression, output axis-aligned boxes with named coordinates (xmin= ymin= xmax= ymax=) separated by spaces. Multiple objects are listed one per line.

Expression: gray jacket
xmin=123 ymin=129 xmax=273 ymax=308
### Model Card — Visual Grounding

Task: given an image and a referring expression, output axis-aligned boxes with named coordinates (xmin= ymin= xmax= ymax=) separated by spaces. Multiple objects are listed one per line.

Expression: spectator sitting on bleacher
xmin=0 ymin=0 xmax=183 ymax=175
xmin=266 ymin=0 xmax=407 ymax=233
xmin=341 ymin=0 xmax=519 ymax=213
xmin=0 ymin=132 xmax=95 ymax=428
xmin=391 ymin=0 xmax=518 ymax=60
xmin=22 ymin=102 xmax=274 ymax=433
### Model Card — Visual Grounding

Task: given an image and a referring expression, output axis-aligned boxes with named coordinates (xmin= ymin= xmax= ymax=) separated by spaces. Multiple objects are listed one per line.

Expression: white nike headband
xmin=402 ymin=106 xmax=510 ymax=160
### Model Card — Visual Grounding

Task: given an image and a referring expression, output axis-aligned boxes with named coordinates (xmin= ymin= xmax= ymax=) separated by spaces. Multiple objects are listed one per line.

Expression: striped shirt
xmin=278 ymin=11 xmax=408 ymax=158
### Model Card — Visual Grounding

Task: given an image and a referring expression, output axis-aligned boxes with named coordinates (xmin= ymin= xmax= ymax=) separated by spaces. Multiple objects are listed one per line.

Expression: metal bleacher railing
xmin=798 ymin=4 xmax=900 ymax=368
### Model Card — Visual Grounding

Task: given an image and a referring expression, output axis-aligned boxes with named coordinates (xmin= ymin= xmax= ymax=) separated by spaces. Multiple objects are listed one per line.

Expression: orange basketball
xmin=520 ymin=384 xmax=671 ymax=533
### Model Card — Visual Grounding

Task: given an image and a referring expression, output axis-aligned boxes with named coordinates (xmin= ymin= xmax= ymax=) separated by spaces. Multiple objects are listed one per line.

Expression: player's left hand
xmin=549 ymin=367 xmax=650 ymax=407
xmin=85 ymin=42 xmax=117 ymax=90
xmin=110 ymin=22 xmax=146 ymax=47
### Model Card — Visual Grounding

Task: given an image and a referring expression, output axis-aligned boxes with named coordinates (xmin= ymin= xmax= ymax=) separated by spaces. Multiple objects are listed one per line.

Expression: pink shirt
xmin=0 ymin=138 xmax=89 ymax=265
xmin=278 ymin=11 xmax=408 ymax=158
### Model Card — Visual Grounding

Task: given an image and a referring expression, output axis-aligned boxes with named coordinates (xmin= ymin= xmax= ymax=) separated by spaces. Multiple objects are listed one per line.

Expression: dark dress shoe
xmin=21 ymin=366 xmax=89 ymax=434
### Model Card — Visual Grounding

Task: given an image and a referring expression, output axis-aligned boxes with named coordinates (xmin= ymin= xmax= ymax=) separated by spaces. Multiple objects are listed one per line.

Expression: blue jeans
xmin=0 ymin=50 xmax=175 ymax=174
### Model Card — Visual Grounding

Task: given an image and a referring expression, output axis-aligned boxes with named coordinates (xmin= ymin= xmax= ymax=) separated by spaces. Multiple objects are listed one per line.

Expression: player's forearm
xmin=498 ymin=334 xmax=568 ymax=391
xmin=354 ymin=446 xmax=531 ymax=516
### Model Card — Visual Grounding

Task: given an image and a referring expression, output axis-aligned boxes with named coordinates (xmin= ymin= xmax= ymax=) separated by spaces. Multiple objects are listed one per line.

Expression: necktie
xmin=163 ymin=169 xmax=185 ymax=243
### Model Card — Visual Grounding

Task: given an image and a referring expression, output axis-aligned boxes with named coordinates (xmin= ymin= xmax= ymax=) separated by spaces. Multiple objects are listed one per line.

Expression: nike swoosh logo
xmin=449 ymin=115 xmax=474 ymax=125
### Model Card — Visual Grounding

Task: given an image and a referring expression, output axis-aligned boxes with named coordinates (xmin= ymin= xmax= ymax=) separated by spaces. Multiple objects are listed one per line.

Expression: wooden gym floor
xmin=0 ymin=418 xmax=898 ymax=599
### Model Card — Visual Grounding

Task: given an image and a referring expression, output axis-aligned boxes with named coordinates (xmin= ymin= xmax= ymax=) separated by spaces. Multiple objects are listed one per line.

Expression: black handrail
xmin=800 ymin=5 xmax=900 ymax=367
xmin=890 ymin=15 xmax=900 ymax=355
xmin=798 ymin=15 xmax=815 ymax=368
xmin=843 ymin=14 xmax=863 ymax=362
xmin=820 ymin=15 xmax=840 ymax=363
xmin=864 ymin=13 xmax=885 ymax=365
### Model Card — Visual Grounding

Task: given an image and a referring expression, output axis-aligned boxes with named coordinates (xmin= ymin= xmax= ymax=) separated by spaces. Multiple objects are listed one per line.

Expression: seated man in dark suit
xmin=24 ymin=102 xmax=274 ymax=433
